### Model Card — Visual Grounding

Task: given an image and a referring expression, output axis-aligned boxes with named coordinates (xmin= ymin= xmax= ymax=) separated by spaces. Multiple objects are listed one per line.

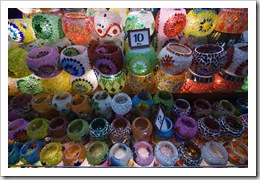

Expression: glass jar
xmin=48 ymin=117 xmax=69 ymax=141
xmin=154 ymin=141 xmax=178 ymax=166
xmin=132 ymin=117 xmax=153 ymax=142
xmin=174 ymin=115 xmax=198 ymax=141
xmin=8 ymin=48 xmax=32 ymax=78
xmin=8 ymin=77 xmax=19 ymax=96
xmin=111 ymin=93 xmax=132 ymax=115
xmin=26 ymin=118 xmax=49 ymax=140
xmin=215 ymin=8 xmax=248 ymax=34
xmin=109 ymin=143 xmax=132 ymax=166
xmin=62 ymin=142 xmax=86 ymax=166
xmin=26 ymin=46 xmax=61 ymax=78
xmin=218 ymin=115 xmax=245 ymax=138
xmin=32 ymin=14 xmax=65 ymax=41
xmin=152 ymin=91 xmax=174 ymax=116
xmin=158 ymin=43 xmax=192 ymax=76
xmin=70 ymin=94 xmax=92 ymax=117
xmin=211 ymin=100 xmax=235 ymax=118
xmin=132 ymin=91 xmax=153 ymax=117
xmin=94 ymin=10 xmax=123 ymax=41
xmin=67 ymin=119 xmax=89 ymax=143
xmin=86 ymin=141 xmax=109 ymax=166
xmin=40 ymin=142 xmax=63 ymax=166
xmin=92 ymin=91 xmax=113 ymax=119
xmin=133 ymin=141 xmax=154 ymax=166
xmin=98 ymin=70 xmax=126 ymax=94
xmin=10 ymin=93 xmax=33 ymax=114
xmin=172 ymin=99 xmax=191 ymax=117
xmin=52 ymin=91 xmax=73 ymax=115
xmin=71 ymin=69 xmax=98 ymax=94
xmin=8 ymin=119 xmax=29 ymax=141
xmin=224 ymin=141 xmax=248 ymax=165
xmin=62 ymin=13 xmax=94 ymax=45
xmin=20 ymin=140 xmax=45 ymax=165
xmin=177 ymin=141 xmax=202 ymax=166
xmin=89 ymin=118 xmax=110 ymax=141
xmin=201 ymin=141 xmax=228 ymax=166
xmin=93 ymin=44 xmax=123 ymax=75
xmin=197 ymin=116 xmax=221 ymax=140
xmin=155 ymin=117 xmax=173 ymax=140
xmin=8 ymin=18 xmax=36 ymax=43
xmin=191 ymin=44 xmax=226 ymax=76
xmin=110 ymin=117 xmax=131 ymax=143
xmin=127 ymin=71 xmax=154 ymax=93
xmin=15 ymin=75 xmax=43 ymax=95
xmin=8 ymin=143 xmax=22 ymax=166
xmin=61 ymin=45 xmax=91 ymax=77
xmin=184 ymin=9 xmax=218 ymax=37
xmin=192 ymin=99 xmax=212 ymax=118
xmin=31 ymin=92 xmax=53 ymax=114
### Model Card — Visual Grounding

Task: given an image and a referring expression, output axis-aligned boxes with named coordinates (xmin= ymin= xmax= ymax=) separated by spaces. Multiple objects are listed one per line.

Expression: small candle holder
xmin=67 ymin=119 xmax=89 ymax=143
xmin=8 ymin=119 xmax=29 ymax=141
xmin=26 ymin=118 xmax=49 ymax=140
xmin=31 ymin=92 xmax=53 ymax=114
xmin=218 ymin=115 xmax=245 ymax=138
xmin=92 ymin=91 xmax=113 ymax=120
xmin=40 ymin=142 xmax=63 ymax=166
xmin=211 ymin=100 xmax=235 ymax=118
xmin=111 ymin=93 xmax=132 ymax=116
xmin=224 ymin=141 xmax=248 ymax=165
xmin=52 ymin=91 xmax=73 ymax=115
xmin=131 ymin=117 xmax=153 ymax=142
xmin=10 ymin=93 xmax=33 ymax=114
xmin=133 ymin=141 xmax=154 ymax=166
xmin=8 ymin=143 xmax=22 ymax=166
xmin=155 ymin=117 xmax=173 ymax=140
xmin=62 ymin=142 xmax=86 ymax=166
xmin=152 ymin=91 xmax=174 ymax=116
xmin=86 ymin=141 xmax=109 ymax=166
xmin=48 ymin=117 xmax=69 ymax=142
xmin=89 ymin=118 xmax=110 ymax=141
xmin=192 ymin=99 xmax=212 ymax=118
xmin=132 ymin=91 xmax=153 ymax=117
xmin=109 ymin=143 xmax=132 ymax=166
xmin=197 ymin=116 xmax=221 ymax=140
xmin=172 ymin=99 xmax=191 ymax=117
xmin=70 ymin=94 xmax=92 ymax=118
xmin=15 ymin=75 xmax=43 ymax=95
xmin=110 ymin=117 xmax=131 ymax=144
xmin=154 ymin=141 xmax=178 ymax=166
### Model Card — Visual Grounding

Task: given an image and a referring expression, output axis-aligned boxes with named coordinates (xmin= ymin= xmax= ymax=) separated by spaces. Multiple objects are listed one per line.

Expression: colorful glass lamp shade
xmin=15 ymin=74 xmax=43 ymax=95
xmin=127 ymin=71 xmax=154 ymax=93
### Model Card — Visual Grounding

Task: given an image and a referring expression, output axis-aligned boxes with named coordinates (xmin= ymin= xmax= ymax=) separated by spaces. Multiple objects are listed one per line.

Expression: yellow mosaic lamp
xmin=8 ymin=18 xmax=36 ymax=44
xmin=184 ymin=9 xmax=218 ymax=37
xmin=41 ymin=71 xmax=72 ymax=95
xmin=8 ymin=48 xmax=32 ymax=78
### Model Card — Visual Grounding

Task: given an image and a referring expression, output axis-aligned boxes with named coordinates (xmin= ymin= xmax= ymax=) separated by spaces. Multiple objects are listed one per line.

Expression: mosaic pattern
xmin=61 ymin=57 xmax=86 ymax=76
xmin=197 ymin=117 xmax=221 ymax=140
xmin=94 ymin=58 xmax=119 ymax=75
xmin=111 ymin=93 xmax=132 ymax=115
xmin=89 ymin=118 xmax=110 ymax=140
xmin=16 ymin=75 xmax=43 ymax=95
xmin=172 ymin=99 xmax=191 ymax=117
xmin=218 ymin=115 xmax=244 ymax=138
xmin=110 ymin=118 xmax=131 ymax=143
xmin=127 ymin=71 xmax=154 ymax=93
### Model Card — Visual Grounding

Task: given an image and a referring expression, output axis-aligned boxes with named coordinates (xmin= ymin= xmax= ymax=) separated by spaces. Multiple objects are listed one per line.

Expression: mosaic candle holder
xmin=61 ymin=45 xmax=91 ymax=77
xmin=224 ymin=141 xmax=248 ymax=165
xmin=32 ymin=14 xmax=65 ymax=41
xmin=71 ymin=69 xmax=98 ymax=94
xmin=10 ymin=93 xmax=33 ymax=114
xmin=62 ymin=13 xmax=94 ymax=45
xmin=94 ymin=10 xmax=123 ymax=41
xmin=93 ymin=44 xmax=123 ymax=75
xmin=155 ymin=8 xmax=186 ymax=38
xmin=89 ymin=118 xmax=110 ymax=141
xmin=48 ymin=117 xmax=69 ymax=139
xmin=109 ymin=143 xmax=132 ymax=166
xmin=174 ymin=115 xmax=198 ymax=140
xmin=238 ymin=114 xmax=248 ymax=131
xmin=26 ymin=46 xmax=61 ymax=78
xmin=152 ymin=91 xmax=174 ymax=116
xmin=92 ymin=91 xmax=113 ymax=119
xmin=172 ymin=99 xmax=191 ymax=117
xmin=111 ymin=93 xmax=132 ymax=115
xmin=110 ymin=117 xmax=131 ymax=143
xmin=20 ymin=140 xmax=45 ymax=165
xmin=40 ymin=142 xmax=63 ymax=166
xmin=215 ymin=8 xmax=248 ymax=34
xmin=26 ymin=118 xmax=49 ymax=140
xmin=8 ymin=105 xmax=23 ymax=122
xmin=8 ymin=143 xmax=22 ymax=165
xmin=125 ymin=9 xmax=155 ymax=35
xmin=155 ymin=69 xmax=185 ymax=93
xmin=8 ymin=119 xmax=29 ymax=141
xmin=125 ymin=45 xmax=157 ymax=76
xmin=8 ymin=48 xmax=31 ymax=78
xmin=197 ymin=116 xmax=221 ymax=140
xmin=218 ymin=115 xmax=244 ymax=138
xmin=31 ymin=92 xmax=53 ymax=114
xmin=8 ymin=77 xmax=19 ymax=96
xmin=155 ymin=117 xmax=174 ymax=140
xmin=201 ymin=142 xmax=228 ymax=166
xmin=127 ymin=71 xmax=154 ymax=93
xmin=184 ymin=9 xmax=217 ymax=37
xmin=192 ymin=99 xmax=212 ymax=118
xmin=8 ymin=18 xmax=36 ymax=43
xmin=132 ymin=117 xmax=153 ymax=142
xmin=67 ymin=119 xmax=89 ymax=142
xmin=52 ymin=91 xmax=73 ymax=115
xmin=15 ymin=74 xmax=43 ymax=95
xmin=132 ymin=91 xmax=153 ymax=117
xmin=191 ymin=44 xmax=226 ymax=76
xmin=158 ymin=43 xmax=192 ymax=76
xmin=86 ymin=141 xmax=109 ymax=166
xmin=154 ymin=141 xmax=178 ymax=166
xmin=133 ymin=141 xmax=154 ymax=166
xmin=177 ymin=141 xmax=202 ymax=166
xmin=70 ymin=94 xmax=92 ymax=117
xmin=62 ymin=142 xmax=86 ymax=166
xmin=211 ymin=100 xmax=235 ymax=118
xmin=98 ymin=70 xmax=126 ymax=94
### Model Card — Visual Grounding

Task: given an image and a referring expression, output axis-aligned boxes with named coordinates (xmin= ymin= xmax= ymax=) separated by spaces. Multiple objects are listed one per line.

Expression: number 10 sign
xmin=128 ymin=28 xmax=150 ymax=49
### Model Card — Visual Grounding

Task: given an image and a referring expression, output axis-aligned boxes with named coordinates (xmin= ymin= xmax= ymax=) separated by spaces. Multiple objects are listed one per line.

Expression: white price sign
xmin=128 ymin=28 xmax=150 ymax=49
xmin=155 ymin=108 xmax=168 ymax=131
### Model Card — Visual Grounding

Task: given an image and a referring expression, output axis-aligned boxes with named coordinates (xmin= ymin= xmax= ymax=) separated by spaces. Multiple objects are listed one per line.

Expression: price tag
xmin=128 ymin=28 xmax=150 ymax=49
xmin=155 ymin=108 xmax=168 ymax=131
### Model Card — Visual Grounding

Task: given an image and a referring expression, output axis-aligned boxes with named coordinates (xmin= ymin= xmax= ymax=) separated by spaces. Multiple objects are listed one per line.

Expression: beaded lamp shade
xmin=8 ymin=18 xmax=36 ymax=44
xmin=15 ymin=74 xmax=43 ymax=95
xmin=62 ymin=13 xmax=94 ymax=45
xmin=8 ymin=48 xmax=32 ymax=78
xmin=94 ymin=10 xmax=123 ymax=41
xmin=215 ymin=8 xmax=248 ymax=34
xmin=184 ymin=9 xmax=217 ymax=37
xmin=125 ymin=9 xmax=155 ymax=35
